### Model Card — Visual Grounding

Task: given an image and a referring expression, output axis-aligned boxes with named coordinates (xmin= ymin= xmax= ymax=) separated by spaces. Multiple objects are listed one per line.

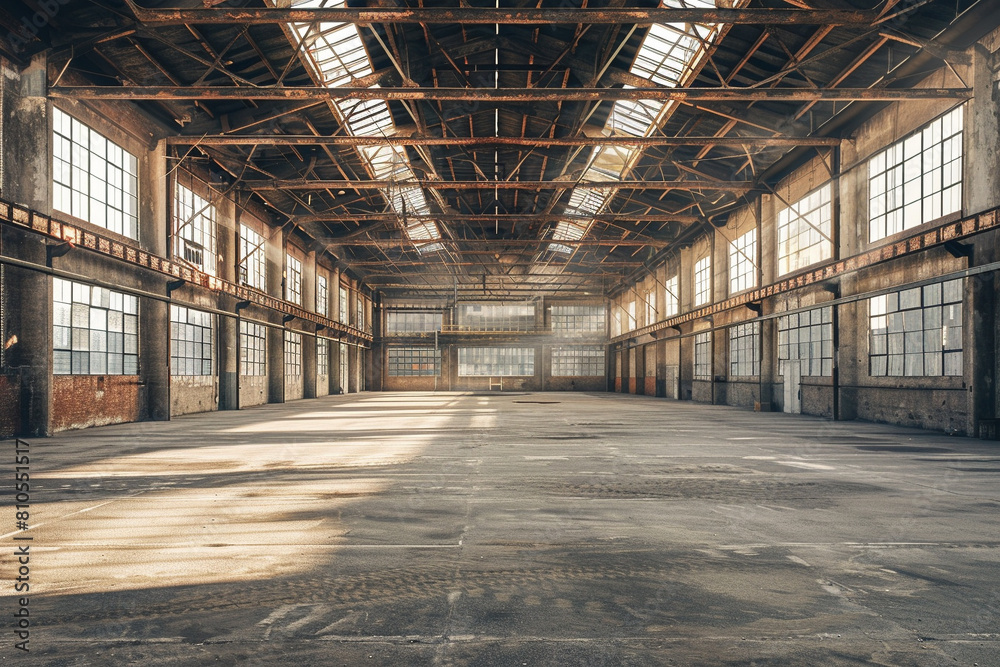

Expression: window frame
xmin=694 ymin=255 xmax=711 ymax=306
xmin=169 ymin=305 xmax=214 ymax=377
xmin=868 ymin=106 xmax=964 ymax=243
xmin=53 ymin=278 xmax=139 ymax=376
xmin=285 ymin=253 xmax=302 ymax=305
xmin=52 ymin=108 xmax=139 ymax=240
xmin=729 ymin=228 xmax=757 ymax=294
xmin=776 ymin=183 xmax=833 ymax=277
xmin=551 ymin=345 xmax=605 ymax=377
xmin=693 ymin=331 xmax=712 ymax=380
xmin=387 ymin=346 xmax=441 ymax=377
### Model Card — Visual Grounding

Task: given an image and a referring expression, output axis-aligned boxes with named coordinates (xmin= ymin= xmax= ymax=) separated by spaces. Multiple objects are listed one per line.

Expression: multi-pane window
xmin=777 ymin=183 xmax=832 ymax=276
xmin=869 ymin=106 xmax=963 ymax=242
xmin=457 ymin=303 xmax=536 ymax=331
xmin=869 ymin=279 xmax=963 ymax=377
xmin=729 ymin=228 xmax=757 ymax=294
xmin=694 ymin=256 xmax=711 ymax=306
xmin=644 ymin=291 xmax=656 ymax=326
xmin=387 ymin=346 xmax=440 ymax=376
xmin=239 ymin=320 xmax=266 ymax=376
xmin=285 ymin=254 xmax=302 ymax=305
xmin=356 ymin=297 xmax=365 ymax=330
xmin=170 ymin=306 xmax=213 ymax=376
xmin=386 ymin=311 xmax=442 ymax=334
xmin=458 ymin=347 xmax=535 ymax=376
xmin=664 ymin=275 xmax=679 ymax=317
xmin=693 ymin=331 xmax=712 ymax=379
xmin=284 ymin=331 xmax=302 ymax=376
xmin=339 ymin=342 xmax=350 ymax=391
xmin=239 ymin=224 xmax=266 ymax=290
xmin=778 ymin=306 xmax=833 ymax=377
xmin=52 ymin=108 xmax=139 ymax=239
xmin=611 ymin=309 xmax=622 ymax=337
xmin=550 ymin=305 xmax=605 ymax=334
xmin=551 ymin=346 xmax=605 ymax=377
xmin=173 ymin=182 xmax=216 ymax=276
xmin=728 ymin=322 xmax=760 ymax=377
xmin=316 ymin=275 xmax=328 ymax=316
xmin=339 ymin=286 xmax=349 ymax=323
xmin=317 ymin=337 xmax=329 ymax=376
xmin=626 ymin=301 xmax=637 ymax=331
xmin=53 ymin=278 xmax=138 ymax=375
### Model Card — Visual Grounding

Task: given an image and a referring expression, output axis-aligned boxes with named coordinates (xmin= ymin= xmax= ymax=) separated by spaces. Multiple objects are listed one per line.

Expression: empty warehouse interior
xmin=1 ymin=0 xmax=1000 ymax=663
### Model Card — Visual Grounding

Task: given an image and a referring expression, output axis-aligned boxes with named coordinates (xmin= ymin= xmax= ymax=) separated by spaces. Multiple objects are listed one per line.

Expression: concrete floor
xmin=5 ymin=392 xmax=1000 ymax=666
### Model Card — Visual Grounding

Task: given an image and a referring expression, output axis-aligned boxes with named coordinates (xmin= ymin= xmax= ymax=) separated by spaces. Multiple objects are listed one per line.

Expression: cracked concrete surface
xmin=4 ymin=391 xmax=1000 ymax=665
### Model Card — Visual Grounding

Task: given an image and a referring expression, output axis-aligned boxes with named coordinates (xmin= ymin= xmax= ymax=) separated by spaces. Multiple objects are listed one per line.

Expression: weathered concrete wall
xmin=285 ymin=374 xmax=304 ymax=402
xmin=52 ymin=376 xmax=141 ymax=432
xmin=726 ymin=380 xmax=758 ymax=411
xmin=384 ymin=375 xmax=437 ymax=391
xmin=170 ymin=376 xmax=217 ymax=417
xmin=239 ymin=375 xmax=268 ymax=408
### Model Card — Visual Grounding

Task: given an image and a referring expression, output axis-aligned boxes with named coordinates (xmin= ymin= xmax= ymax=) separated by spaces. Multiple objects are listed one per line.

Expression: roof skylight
xmin=547 ymin=0 xmax=732 ymax=254
xmin=289 ymin=0 xmax=442 ymax=252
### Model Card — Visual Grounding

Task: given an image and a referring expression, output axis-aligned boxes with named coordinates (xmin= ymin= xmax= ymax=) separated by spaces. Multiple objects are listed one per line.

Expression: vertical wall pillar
xmin=216 ymin=198 xmax=238 ymax=410
xmin=137 ymin=138 xmax=171 ymax=421
xmin=4 ymin=55 xmax=51 ymax=435
xmin=267 ymin=326 xmax=285 ymax=403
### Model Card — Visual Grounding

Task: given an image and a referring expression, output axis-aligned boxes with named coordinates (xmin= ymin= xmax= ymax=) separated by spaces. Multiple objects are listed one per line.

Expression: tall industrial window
xmin=694 ymin=256 xmax=711 ymax=306
xmin=777 ymin=183 xmax=832 ymax=276
xmin=626 ymin=301 xmax=637 ymax=331
xmin=550 ymin=305 xmax=605 ymax=334
xmin=173 ymin=182 xmax=216 ymax=276
xmin=356 ymin=297 xmax=365 ymax=330
xmin=316 ymin=275 xmax=328 ymax=316
xmin=387 ymin=346 xmax=440 ymax=376
xmin=170 ymin=305 xmax=213 ymax=376
xmin=458 ymin=347 xmax=535 ymax=376
xmin=611 ymin=309 xmax=622 ymax=337
xmin=729 ymin=322 xmax=760 ymax=377
xmin=729 ymin=228 xmax=757 ymax=294
xmin=869 ymin=279 xmax=963 ymax=377
xmin=457 ymin=303 xmax=535 ymax=331
xmin=317 ymin=337 xmax=329 ymax=376
xmin=239 ymin=224 xmax=266 ymax=290
xmin=339 ymin=342 xmax=349 ymax=390
xmin=778 ymin=306 xmax=833 ymax=377
xmin=386 ymin=311 xmax=442 ymax=335
xmin=284 ymin=331 xmax=302 ymax=376
xmin=693 ymin=331 xmax=712 ymax=379
xmin=285 ymin=254 xmax=302 ymax=305
xmin=339 ymin=286 xmax=349 ymax=323
xmin=52 ymin=108 xmax=139 ymax=239
xmin=551 ymin=346 xmax=605 ymax=377
xmin=644 ymin=290 xmax=656 ymax=326
xmin=869 ymin=106 xmax=963 ymax=242
xmin=239 ymin=320 xmax=266 ymax=376
xmin=664 ymin=275 xmax=679 ymax=317
xmin=53 ymin=278 xmax=138 ymax=375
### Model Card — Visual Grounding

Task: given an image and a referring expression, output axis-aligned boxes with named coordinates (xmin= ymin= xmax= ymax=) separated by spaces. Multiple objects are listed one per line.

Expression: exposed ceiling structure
xmin=5 ymin=0 xmax=994 ymax=299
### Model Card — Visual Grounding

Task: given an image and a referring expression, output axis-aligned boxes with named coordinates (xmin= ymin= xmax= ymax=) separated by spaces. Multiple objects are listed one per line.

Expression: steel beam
xmin=130 ymin=8 xmax=879 ymax=26
xmin=295 ymin=213 xmax=701 ymax=224
xmin=328 ymin=239 xmax=668 ymax=248
xmin=50 ymin=86 xmax=973 ymax=102
xmin=163 ymin=134 xmax=840 ymax=148
xmin=251 ymin=179 xmax=754 ymax=191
